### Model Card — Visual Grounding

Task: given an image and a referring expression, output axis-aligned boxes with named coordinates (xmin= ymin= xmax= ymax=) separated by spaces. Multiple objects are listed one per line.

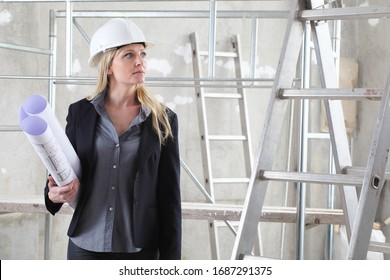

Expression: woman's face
xmin=108 ymin=43 xmax=148 ymax=87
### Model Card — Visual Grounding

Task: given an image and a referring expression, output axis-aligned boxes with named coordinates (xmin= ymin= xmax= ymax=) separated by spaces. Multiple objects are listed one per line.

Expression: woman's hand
xmin=47 ymin=176 xmax=80 ymax=205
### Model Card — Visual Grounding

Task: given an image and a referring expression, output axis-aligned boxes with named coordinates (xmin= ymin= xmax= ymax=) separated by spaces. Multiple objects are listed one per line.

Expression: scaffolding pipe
xmin=325 ymin=17 xmax=342 ymax=261
xmin=208 ymin=0 xmax=217 ymax=77
xmin=279 ymin=100 xmax=295 ymax=259
xmin=65 ymin=0 xmax=73 ymax=76
xmin=0 ymin=43 xmax=52 ymax=55
xmin=0 ymin=75 xmax=275 ymax=88
xmin=2 ymin=0 xmax=290 ymax=2
xmin=296 ymin=21 xmax=312 ymax=260
xmin=54 ymin=10 xmax=289 ymax=19
xmin=180 ymin=158 xmax=237 ymax=235
xmin=249 ymin=18 xmax=259 ymax=79
xmin=73 ymin=18 xmax=91 ymax=44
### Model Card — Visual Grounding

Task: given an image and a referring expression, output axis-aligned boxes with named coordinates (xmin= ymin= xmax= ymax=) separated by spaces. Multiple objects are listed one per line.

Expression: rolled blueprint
xmin=19 ymin=94 xmax=81 ymax=209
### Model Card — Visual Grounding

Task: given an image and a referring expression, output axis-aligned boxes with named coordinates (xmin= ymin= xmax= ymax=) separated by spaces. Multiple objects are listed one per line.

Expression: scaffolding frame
xmin=0 ymin=0 xmax=358 ymax=259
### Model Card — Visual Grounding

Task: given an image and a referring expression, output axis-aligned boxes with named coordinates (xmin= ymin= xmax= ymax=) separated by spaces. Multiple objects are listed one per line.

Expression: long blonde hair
xmin=87 ymin=48 xmax=173 ymax=145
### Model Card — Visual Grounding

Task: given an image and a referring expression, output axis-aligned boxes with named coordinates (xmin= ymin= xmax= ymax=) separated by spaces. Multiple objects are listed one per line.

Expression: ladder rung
xmin=182 ymin=202 xmax=344 ymax=224
xmin=208 ymin=135 xmax=247 ymax=141
xmin=214 ymin=220 xmax=240 ymax=227
xmin=344 ymin=166 xmax=390 ymax=180
xmin=0 ymin=125 xmax=22 ymax=132
xmin=241 ymin=255 xmax=277 ymax=260
xmin=279 ymin=88 xmax=382 ymax=100
xmin=203 ymin=92 xmax=242 ymax=99
xmin=241 ymin=241 xmax=390 ymax=258
xmin=260 ymin=170 xmax=363 ymax=186
xmin=213 ymin=178 xmax=250 ymax=184
xmin=199 ymin=50 xmax=238 ymax=58
xmin=307 ymin=132 xmax=330 ymax=139
xmin=368 ymin=241 xmax=390 ymax=254
xmin=299 ymin=6 xmax=390 ymax=21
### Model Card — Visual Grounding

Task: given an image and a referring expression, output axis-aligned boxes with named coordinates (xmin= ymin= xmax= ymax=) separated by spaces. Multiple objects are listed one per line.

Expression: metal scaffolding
xmin=0 ymin=0 xmax=363 ymax=260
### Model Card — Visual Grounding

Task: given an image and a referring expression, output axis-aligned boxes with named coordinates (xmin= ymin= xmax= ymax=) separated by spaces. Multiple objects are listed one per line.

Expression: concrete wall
xmin=0 ymin=0 xmax=389 ymax=260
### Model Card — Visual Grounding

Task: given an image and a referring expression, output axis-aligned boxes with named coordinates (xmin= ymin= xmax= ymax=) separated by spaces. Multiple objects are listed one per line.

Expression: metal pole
xmin=65 ymin=0 xmax=73 ymax=76
xmin=208 ymin=0 xmax=217 ymax=77
xmin=325 ymin=16 xmax=341 ymax=261
xmin=48 ymin=9 xmax=58 ymax=108
xmin=43 ymin=9 xmax=58 ymax=260
xmin=249 ymin=18 xmax=259 ymax=80
xmin=326 ymin=144 xmax=335 ymax=260
xmin=296 ymin=21 xmax=311 ymax=260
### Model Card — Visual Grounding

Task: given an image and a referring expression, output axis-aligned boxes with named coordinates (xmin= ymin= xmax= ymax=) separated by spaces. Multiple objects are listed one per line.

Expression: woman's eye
xmin=123 ymin=52 xmax=146 ymax=59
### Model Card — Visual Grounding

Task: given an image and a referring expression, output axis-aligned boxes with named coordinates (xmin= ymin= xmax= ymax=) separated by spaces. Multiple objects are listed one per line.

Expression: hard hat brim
xmin=88 ymin=41 xmax=156 ymax=67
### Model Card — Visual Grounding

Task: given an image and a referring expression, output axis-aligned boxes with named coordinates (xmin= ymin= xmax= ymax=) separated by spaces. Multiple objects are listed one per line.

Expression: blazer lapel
xmin=77 ymin=101 xmax=99 ymax=167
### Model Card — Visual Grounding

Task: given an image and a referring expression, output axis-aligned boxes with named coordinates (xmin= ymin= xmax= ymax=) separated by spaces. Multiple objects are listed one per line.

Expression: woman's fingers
xmin=48 ymin=178 xmax=79 ymax=204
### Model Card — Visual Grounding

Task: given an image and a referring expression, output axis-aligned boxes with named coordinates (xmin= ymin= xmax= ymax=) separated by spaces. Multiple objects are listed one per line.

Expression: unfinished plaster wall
xmin=0 ymin=0 xmax=290 ymax=260
xmin=1 ymin=0 xmax=389 ymax=260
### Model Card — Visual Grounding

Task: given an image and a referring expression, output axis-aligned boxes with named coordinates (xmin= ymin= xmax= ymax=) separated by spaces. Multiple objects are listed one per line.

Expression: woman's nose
xmin=135 ymin=55 xmax=143 ymax=66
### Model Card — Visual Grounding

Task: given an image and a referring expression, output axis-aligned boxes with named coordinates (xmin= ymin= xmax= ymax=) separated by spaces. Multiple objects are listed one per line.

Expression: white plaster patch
xmin=368 ymin=18 xmax=379 ymax=27
xmin=360 ymin=2 xmax=380 ymax=27
xmin=257 ymin=65 xmax=276 ymax=78
xmin=66 ymin=59 xmax=82 ymax=91
xmin=165 ymin=95 xmax=193 ymax=111
xmin=67 ymin=84 xmax=77 ymax=91
xmin=360 ymin=1 xmax=368 ymax=8
xmin=222 ymin=59 xmax=235 ymax=71
xmin=173 ymin=95 xmax=193 ymax=105
xmin=0 ymin=9 xmax=12 ymax=26
xmin=1 ymin=168 xmax=6 ymax=175
xmin=311 ymin=53 xmax=318 ymax=65
xmin=148 ymin=58 xmax=172 ymax=77
xmin=240 ymin=60 xmax=250 ymax=77
xmin=72 ymin=59 xmax=82 ymax=74
xmin=156 ymin=94 xmax=164 ymax=103
xmin=174 ymin=43 xmax=192 ymax=64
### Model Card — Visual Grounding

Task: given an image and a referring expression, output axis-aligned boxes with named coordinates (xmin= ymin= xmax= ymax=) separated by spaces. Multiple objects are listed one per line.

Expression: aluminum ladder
xmin=190 ymin=32 xmax=256 ymax=259
xmin=232 ymin=0 xmax=390 ymax=260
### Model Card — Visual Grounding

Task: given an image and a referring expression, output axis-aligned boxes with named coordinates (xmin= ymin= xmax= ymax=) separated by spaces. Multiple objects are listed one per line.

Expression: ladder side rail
xmin=190 ymin=32 xmax=220 ymax=259
xmin=231 ymin=0 xmax=306 ymax=260
xmin=232 ymin=33 xmax=261 ymax=256
xmin=190 ymin=32 xmax=215 ymax=196
xmin=232 ymin=34 xmax=254 ymax=174
xmin=347 ymin=64 xmax=390 ymax=259
xmin=309 ymin=0 xmax=358 ymax=238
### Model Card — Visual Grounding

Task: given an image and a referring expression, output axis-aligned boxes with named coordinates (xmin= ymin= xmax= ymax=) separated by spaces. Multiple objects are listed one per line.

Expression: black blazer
xmin=44 ymin=98 xmax=181 ymax=259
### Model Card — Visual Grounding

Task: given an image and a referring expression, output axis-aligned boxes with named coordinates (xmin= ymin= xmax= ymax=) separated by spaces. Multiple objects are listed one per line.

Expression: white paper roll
xmin=19 ymin=94 xmax=81 ymax=209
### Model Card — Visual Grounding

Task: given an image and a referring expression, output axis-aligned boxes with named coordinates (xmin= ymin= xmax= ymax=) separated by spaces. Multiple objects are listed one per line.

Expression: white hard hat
xmin=89 ymin=18 xmax=155 ymax=66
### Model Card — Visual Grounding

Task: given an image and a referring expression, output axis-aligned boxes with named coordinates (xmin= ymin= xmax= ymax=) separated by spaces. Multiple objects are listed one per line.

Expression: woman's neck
xmin=105 ymin=85 xmax=139 ymax=108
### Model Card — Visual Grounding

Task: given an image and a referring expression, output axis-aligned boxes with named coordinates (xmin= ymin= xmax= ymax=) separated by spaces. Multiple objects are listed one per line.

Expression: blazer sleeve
xmin=157 ymin=111 xmax=182 ymax=259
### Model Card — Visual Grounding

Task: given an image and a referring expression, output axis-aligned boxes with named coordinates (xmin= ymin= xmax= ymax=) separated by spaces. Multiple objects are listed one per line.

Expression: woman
xmin=44 ymin=18 xmax=181 ymax=260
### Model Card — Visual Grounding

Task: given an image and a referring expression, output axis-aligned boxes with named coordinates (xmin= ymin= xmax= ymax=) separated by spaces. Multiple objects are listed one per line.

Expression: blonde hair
xmin=87 ymin=48 xmax=173 ymax=145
